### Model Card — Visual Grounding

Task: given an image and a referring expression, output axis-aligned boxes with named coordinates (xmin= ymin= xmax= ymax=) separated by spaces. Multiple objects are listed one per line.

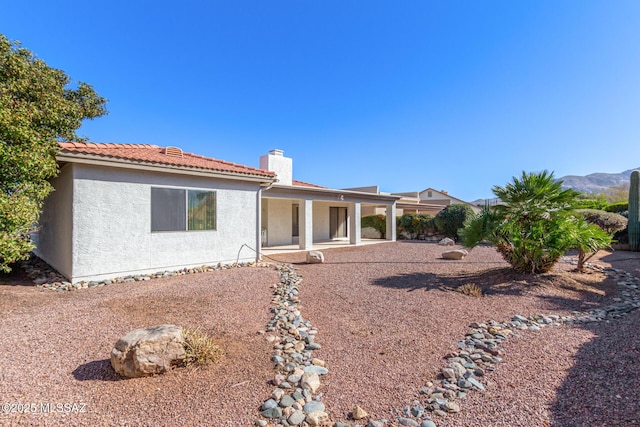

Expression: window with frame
xmin=151 ymin=187 xmax=216 ymax=232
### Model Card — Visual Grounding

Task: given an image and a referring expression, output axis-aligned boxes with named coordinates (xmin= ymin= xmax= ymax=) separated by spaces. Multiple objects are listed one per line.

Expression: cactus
xmin=629 ymin=170 xmax=640 ymax=251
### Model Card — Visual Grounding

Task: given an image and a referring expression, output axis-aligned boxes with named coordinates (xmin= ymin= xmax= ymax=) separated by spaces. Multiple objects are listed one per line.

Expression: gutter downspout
xmin=257 ymin=180 xmax=277 ymax=262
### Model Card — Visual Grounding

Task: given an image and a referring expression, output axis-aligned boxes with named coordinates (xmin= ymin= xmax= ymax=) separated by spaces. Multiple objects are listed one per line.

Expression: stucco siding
xmin=34 ymin=164 xmax=74 ymax=278
xmin=263 ymin=198 xmax=293 ymax=246
xmin=69 ymin=164 xmax=259 ymax=282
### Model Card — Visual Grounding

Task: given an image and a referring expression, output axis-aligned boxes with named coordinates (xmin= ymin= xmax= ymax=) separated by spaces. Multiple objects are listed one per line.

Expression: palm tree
xmin=460 ymin=171 xmax=611 ymax=274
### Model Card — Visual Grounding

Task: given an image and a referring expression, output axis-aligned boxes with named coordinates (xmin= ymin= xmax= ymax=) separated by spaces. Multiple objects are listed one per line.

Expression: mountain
xmin=558 ymin=168 xmax=639 ymax=194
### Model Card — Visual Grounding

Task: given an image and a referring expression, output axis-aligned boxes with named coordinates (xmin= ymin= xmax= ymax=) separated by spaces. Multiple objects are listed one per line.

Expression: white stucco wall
xmin=259 ymin=150 xmax=292 ymax=186
xmin=313 ymin=202 xmax=331 ymax=241
xmin=33 ymin=164 xmax=74 ymax=278
xmin=66 ymin=164 xmax=260 ymax=282
xmin=262 ymin=198 xmax=293 ymax=246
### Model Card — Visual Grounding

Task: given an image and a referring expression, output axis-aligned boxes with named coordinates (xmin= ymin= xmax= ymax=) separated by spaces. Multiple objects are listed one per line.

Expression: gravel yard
xmin=1 ymin=241 xmax=638 ymax=426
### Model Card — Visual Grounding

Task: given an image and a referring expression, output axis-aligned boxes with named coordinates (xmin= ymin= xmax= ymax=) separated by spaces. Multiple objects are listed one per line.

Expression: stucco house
xmin=34 ymin=143 xmax=398 ymax=283
xmin=358 ymin=187 xmax=480 ymax=217
xmin=391 ymin=188 xmax=481 ymax=215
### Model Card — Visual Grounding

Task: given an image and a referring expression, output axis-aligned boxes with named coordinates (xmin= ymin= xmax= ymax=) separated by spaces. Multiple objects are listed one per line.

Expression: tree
xmin=459 ymin=171 xmax=611 ymax=274
xmin=0 ymin=34 xmax=107 ymax=271
xmin=433 ymin=204 xmax=476 ymax=240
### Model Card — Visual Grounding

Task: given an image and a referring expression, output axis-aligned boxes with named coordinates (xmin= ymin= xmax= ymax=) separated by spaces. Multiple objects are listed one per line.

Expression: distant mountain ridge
xmin=471 ymin=167 xmax=639 ymax=205
xmin=558 ymin=168 xmax=639 ymax=194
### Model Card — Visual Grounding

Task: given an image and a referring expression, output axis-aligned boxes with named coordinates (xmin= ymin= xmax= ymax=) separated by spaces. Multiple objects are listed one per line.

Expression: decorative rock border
xmin=256 ymin=264 xmax=331 ymax=427
xmin=19 ymin=255 xmax=265 ymax=292
xmin=257 ymin=260 xmax=640 ymax=427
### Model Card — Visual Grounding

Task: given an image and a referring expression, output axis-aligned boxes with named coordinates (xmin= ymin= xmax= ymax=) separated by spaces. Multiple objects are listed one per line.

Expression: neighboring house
xmin=357 ymin=187 xmax=480 ymax=217
xmin=397 ymin=188 xmax=482 ymax=215
xmin=34 ymin=143 xmax=398 ymax=283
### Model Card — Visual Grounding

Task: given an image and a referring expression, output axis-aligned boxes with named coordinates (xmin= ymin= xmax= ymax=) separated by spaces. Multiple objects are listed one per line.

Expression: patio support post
xmin=349 ymin=202 xmax=361 ymax=245
xmin=256 ymin=189 xmax=262 ymax=261
xmin=299 ymin=199 xmax=313 ymax=250
xmin=386 ymin=202 xmax=397 ymax=241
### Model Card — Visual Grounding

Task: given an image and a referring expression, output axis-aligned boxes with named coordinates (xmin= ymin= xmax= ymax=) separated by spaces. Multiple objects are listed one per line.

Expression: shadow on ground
xmin=371 ymin=267 xmax=610 ymax=300
xmin=72 ymin=359 xmax=122 ymax=381
xmin=549 ymin=311 xmax=640 ymax=426
xmin=548 ymin=251 xmax=640 ymax=426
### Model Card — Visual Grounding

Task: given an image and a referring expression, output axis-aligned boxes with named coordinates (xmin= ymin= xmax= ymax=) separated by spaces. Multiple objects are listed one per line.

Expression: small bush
xmin=361 ymin=214 xmax=386 ymax=236
xmin=396 ymin=213 xmax=435 ymax=238
xmin=575 ymin=209 xmax=628 ymax=235
xmin=573 ymin=198 xmax=609 ymax=210
xmin=434 ymin=204 xmax=476 ymax=239
xmin=182 ymin=327 xmax=220 ymax=368
xmin=605 ymin=202 xmax=629 ymax=215
xmin=455 ymin=283 xmax=483 ymax=297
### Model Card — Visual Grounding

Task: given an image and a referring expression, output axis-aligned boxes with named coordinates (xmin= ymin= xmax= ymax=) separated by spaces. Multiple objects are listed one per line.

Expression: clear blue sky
xmin=3 ymin=1 xmax=640 ymax=201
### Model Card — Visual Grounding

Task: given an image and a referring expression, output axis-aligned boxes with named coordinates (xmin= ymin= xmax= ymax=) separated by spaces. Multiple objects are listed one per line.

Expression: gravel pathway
xmin=1 ymin=241 xmax=638 ymax=426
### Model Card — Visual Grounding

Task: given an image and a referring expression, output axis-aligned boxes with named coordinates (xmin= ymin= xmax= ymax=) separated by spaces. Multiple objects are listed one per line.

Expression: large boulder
xmin=306 ymin=251 xmax=325 ymax=264
xmin=442 ymin=249 xmax=468 ymax=260
xmin=111 ymin=324 xmax=185 ymax=378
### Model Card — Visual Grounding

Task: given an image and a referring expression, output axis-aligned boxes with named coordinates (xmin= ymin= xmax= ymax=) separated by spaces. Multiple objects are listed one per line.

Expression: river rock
xmin=306 ymin=410 xmax=330 ymax=426
xmin=301 ymin=372 xmax=321 ymax=393
xmin=352 ymin=405 xmax=368 ymax=420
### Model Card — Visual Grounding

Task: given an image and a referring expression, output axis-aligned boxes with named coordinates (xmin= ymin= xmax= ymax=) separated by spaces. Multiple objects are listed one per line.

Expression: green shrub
xmin=573 ymin=198 xmax=609 ymax=210
xmin=460 ymin=171 xmax=612 ymax=274
xmin=605 ymin=202 xmax=628 ymax=215
xmin=575 ymin=209 xmax=628 ymax=235
xmin=396 ymin=213 xmax=435 ymax=239
xmin=361 ymin=214 xmax=386 ymax=237
xmin=434 ymin=204 xmax=476 ymax=239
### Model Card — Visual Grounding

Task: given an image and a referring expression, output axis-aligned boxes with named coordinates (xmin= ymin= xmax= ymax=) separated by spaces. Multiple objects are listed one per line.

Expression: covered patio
xmin=260 ymin=184 xmax=399 ymax=253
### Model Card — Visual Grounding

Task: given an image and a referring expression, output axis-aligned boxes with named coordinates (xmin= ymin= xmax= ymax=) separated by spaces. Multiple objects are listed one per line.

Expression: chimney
xmin=260 ymin=149 xmax=292 ymax=186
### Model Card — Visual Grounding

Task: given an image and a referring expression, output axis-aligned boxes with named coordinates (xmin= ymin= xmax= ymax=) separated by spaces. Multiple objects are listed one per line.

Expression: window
xmin=151 ymin=187 xmax=216 ymax=232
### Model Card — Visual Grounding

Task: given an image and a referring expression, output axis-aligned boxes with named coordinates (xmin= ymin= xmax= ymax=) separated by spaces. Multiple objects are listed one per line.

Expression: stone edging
xmin=20 ymin=255 xmax=264 ymax=291
xmin=256 ymin=264 xmax=331 ymax=427
xmin=257 ymin=260 xmax=640 ymax=427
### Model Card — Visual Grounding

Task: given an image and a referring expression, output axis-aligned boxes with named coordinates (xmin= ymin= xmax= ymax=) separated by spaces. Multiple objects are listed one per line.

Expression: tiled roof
xmin=58 ymin=142 xmax=276 ymax=179
xmin=292 ymin=179 xmax=326 ymax=189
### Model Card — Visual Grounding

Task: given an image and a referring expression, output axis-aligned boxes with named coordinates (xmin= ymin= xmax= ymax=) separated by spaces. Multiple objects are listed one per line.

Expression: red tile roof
xmin=58 ymin=142 xmax=276 ymax=180
xmin=292 ymin=179 xmax=326 ymax=189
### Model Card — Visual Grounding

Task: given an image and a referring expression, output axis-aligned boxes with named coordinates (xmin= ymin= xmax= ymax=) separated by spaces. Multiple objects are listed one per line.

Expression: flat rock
xmin=442 ymin=250 xmax=468 ymax=260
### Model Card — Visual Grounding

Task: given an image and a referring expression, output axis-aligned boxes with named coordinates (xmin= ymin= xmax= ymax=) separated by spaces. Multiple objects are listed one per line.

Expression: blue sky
xmin=2 ymin=1 xmax=640 ymax=201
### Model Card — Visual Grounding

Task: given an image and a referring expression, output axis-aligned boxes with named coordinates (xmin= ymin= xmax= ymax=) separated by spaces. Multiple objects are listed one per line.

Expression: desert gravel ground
xmin=270 ymin=241 xmax=639 ymax=427
xmin=0 ymin=266 xmax=278 ymax=427
xmin=0 ymin=241 xmax=638 ymax=427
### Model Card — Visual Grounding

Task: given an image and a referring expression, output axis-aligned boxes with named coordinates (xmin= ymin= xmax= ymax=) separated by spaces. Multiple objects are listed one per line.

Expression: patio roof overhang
xmin=262 ymin=184 xmax=401 ymax=204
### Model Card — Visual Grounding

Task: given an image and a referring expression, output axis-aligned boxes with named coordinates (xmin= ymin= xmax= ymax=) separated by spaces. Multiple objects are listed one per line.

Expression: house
xmin=356 ymin=187 xmax=481 ymax=217
xmin=393 ymin=188 xmax=481 ymax=215
xmin=260 ymin=151 xmax=399 ymax=249
xmin=34 ymin=143 xmax=398 ymax=283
